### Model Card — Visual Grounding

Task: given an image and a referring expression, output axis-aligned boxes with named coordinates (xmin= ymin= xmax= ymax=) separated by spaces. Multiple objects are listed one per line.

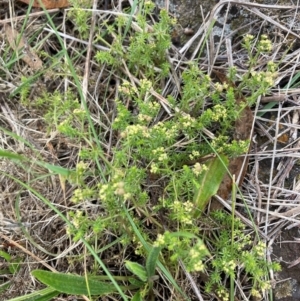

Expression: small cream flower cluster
xmin=244 ymin=34 xmax=255 ymax=45
xmin=150 ymin=145 xmax=173 ymax=174
xmin=118 ymin=103 xmax=162 ymax=139
xmin=140 ymin=78 xmax=152 ymax=91
xmin=152 ymin=122 xmax=178 ymax=140
xmin=250 ymin=280 xmax=271 ymax=298
xmin=150 ymin=162 xmax=159 ymax=174
xmin=71 ymin=210 xmax=83 ymax=229
xmin=138 ymin=114 xmax=152 ymax=123
xmin=98 ymin=169 xmax=131 ymax=202
xmin=120 ymin=124 xmax=150 ymax=139
xmin=189 ymin=150 xmax=200 ymax=160
xmin=215 ymin=82 xmax=229 ymax=93
xmin=210 ymin=136 xmax=250 ymax=155
xmin=192 ymin=162 xmax=208 ymax=176
xmin=243 ymin=34 xmax=273 ymax=53
xmin=137 ymin=101 xmax=161 ymax=125
xmin=118 ymin=80 xmax=138 ymax=96
xmin=113 ymin=101 xmax=130 ymax=127
xmin=260 ymin=281 xmax=271 ymax=291
xmin=76 ymin=161 xmax=88 ymax=176
xmin=66 ymin=210 xmax=85 ymax=237
xmin=250 ymin=69 xmax=275 ymax=86
xmin=188 ymin=240 xmax=209 ymax=271
xmin=98 ymin=184 xmax=109 ymax=201
xmin=153 ymin=232 xmax=209 ymax=272
xmin=111 ymin=169 xmax=131 ymax=200
xmin=210 ymin=135 xmax=229 ymax=153
xmin=222 ymin=259 xmax=236 ymax=274
xmin=113 ymin=181 xmax=126 ymax=196
xmin=71 ymin=189 xmax=84 ymax=203
xmin=144 ymin=1 xmax=155 ymax=12
xmin=181 ymin=114 xmax=196 ymax=129
xmin=267 ymin=61 xmax=277 ymax=73
xmin=253 ymin=241 xmax=267 ymax=257
xmin=258 ymin=34 xmax=273 ymax=52
xmin=236 ymin=140 xmax=250 ymax=154
xmin=118 ymin=79 xmax=153 ymax=99
xmin=71 ymin=187 xmax=94 ymax=203
xmin=211 ymin=104 xmax=227 ymax=122
xmin=217 ymin=287 xmax=229 ymax=301
xmin=152 ymin=147 xmax=168 ymax=162
xmin=146 ymin=101 xmax=160 ymax=111
xmin=169 ymin=200 xmax=194 ymax=224
xmin=251 ymin=288 xmax=262 ymax=298
xmin=153 ymin=233 xmax=165 ymax=247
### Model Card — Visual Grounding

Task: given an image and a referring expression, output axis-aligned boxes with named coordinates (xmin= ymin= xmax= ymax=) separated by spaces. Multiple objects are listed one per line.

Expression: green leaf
xmin=38 ymin=162 xmax=71 ymax=177
xmin=5 ymin=287 xmax=59 ymax=301
xmin=32 ymin=270 xmax=119 ymax=295
xmin=0 ymin=149 xmax=71 ymax=176
xmin=131 ymin=291 xmax=142 ymax=301
xmin=0 ymin=250 xmax=11 ymax=261
xmin=0 ymin=281 xmax=10 ymax=294
xmin=167 ymin=231 xmax=198 ymax=239
xmin=0 ymin=150 xmax=24 ymax=161
xmin=193 ymin=154 xmax=228 ymax=215
xmin=122 ymin=0 xmax=139 ymax=39
xmin=125 ymin=261 xmax=147 ymax=282
xmin=128 ymin=278 xmax=144 ymax=287
xmin=146 ymin=247 xmax=161 ymax=279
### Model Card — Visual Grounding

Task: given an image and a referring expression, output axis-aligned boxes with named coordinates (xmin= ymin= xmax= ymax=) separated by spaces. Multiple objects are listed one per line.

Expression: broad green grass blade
xmin=32 ymin=270 xmax=120 ymax=295
xmin=131 ymin=291 xmax=142 ymax=301
xmin=166 ymin=232 xmax=199 ymax=239
xmin=0 ymin=250 xmax=11 ymax=261
xmin=0 ymin=150 xmax=24 ymax=160
xmin=146 ymin=247 xmax=161 ymax=279
xmin=122 ymin=0 xmax=140 ymax=40
xmin=5 ymin=286 xmax=59 ymax=301
xmin=256 ymin=100 xmax=278 ymax=117
xmin=125 ymin=261 xmax=147 ymax=282
xmin=0 ymin=149 xmax=72 ymax=176
xmin=36 ymin=162 xmax=71 ymax=177
xmin=193 ymin=154 xmax=228 ymax=215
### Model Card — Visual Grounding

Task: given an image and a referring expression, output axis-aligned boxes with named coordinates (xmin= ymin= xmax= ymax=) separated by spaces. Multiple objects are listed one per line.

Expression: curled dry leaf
xmin=5 ymin=24 xmax=43 ymax=71
xmin=17 ymin=0 xmax=69 ymax=8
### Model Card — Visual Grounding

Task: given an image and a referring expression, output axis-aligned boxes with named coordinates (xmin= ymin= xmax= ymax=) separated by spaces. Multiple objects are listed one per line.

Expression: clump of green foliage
xmin=68 ymin=0 xmax=94 ymax=39
xmin=11 ymin=2 xmax=280 ymax=300
xmin=205 ymin=211 xmax=280 ymax=300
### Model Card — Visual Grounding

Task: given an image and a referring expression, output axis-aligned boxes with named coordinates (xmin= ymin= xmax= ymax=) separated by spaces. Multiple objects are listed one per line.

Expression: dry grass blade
xmin=82 ymin=0 xmax=98 ymax=103
xmin=0 ymin=9 xmax=61 ymax=25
